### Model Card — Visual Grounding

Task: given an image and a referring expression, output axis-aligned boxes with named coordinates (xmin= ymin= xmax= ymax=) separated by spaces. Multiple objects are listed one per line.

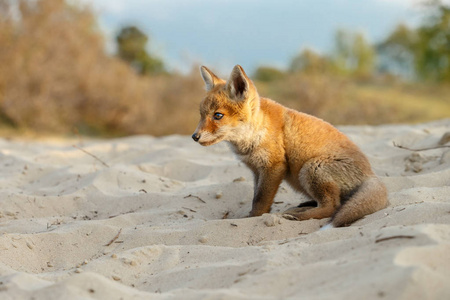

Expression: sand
xmin=0 ymin=119 xmax=449 ymax=300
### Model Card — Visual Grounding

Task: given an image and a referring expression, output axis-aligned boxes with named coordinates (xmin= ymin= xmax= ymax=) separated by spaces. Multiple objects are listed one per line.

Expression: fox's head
xmin=192 ymin=65 xmax=260 ymax=146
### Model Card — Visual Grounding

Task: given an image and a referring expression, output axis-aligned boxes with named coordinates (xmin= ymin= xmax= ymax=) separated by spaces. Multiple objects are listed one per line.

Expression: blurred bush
xmin=116 ymin=26 xmax=165 ymax=75
xmin=253 ymin=66 xmax=286 ymax=82
xmin=0 ymin=0 xmax=157 ymax=135
xmin=378 ymin=2 xmax=450 ymax=82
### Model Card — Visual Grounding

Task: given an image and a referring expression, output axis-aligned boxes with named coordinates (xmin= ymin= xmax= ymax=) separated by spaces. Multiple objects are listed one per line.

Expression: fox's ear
xmin=226 ymin=65 xmax=254 ymax=101
xmin=200 ymin=66 xmax=222 ymax=91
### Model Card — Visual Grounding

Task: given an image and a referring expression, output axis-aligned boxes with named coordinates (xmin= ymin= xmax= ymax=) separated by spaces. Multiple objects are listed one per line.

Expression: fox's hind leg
xmin=282 ymin=183 xmax=340 ymax=221
xmin=283 ymin=158 xmax=343 ymax=221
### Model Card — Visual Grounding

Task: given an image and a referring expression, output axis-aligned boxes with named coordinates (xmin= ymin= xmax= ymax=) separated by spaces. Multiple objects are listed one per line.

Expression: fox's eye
xmin=213 ymin=112 xmax=224 ymax=120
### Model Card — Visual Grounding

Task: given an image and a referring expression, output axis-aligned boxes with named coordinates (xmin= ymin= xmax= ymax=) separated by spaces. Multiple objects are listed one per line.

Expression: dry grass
xmin=256 ymin=74 xmax=450 ymax=126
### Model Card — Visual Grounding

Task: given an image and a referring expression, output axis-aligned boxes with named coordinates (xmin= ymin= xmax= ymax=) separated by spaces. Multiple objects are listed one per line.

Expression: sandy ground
xmin=0 ymin=119 xmax=449 ymax=300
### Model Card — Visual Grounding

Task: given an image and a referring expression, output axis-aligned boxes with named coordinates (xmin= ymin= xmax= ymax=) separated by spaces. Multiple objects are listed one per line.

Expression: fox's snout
xmin=192 ymin=132 xmax=200 ymax=142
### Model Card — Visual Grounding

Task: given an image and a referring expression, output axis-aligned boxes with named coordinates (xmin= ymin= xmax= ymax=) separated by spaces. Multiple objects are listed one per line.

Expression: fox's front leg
xmin=249 ymin=163 xmax=286 ymax=217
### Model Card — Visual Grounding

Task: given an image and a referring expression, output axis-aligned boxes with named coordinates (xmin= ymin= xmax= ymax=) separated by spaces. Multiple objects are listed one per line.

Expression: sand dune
xmin=0 ymin=120 xmax=449 ymax=300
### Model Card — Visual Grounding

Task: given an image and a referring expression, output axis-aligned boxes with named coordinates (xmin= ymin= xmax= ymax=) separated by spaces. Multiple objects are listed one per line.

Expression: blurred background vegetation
xmin=0 ymin=0 xmax=449 ymax=137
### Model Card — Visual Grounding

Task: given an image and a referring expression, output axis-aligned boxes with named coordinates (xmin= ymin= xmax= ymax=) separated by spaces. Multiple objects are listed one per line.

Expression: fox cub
xmin=192 ymin=65 xmax=388 ymax=227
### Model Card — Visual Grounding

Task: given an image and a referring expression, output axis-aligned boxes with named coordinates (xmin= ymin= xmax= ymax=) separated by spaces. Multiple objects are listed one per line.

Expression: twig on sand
xmin=393 ymin=142 xmax=450 ymax=152
xmin=375 ymin=235 xmax=415 ymax=243
xmin=73 ymin=144 xmax=110 ymax=168
xmin=182 ymin=207 xmax=197 ymax=212
xmin=105 ymin=228 xmax=122 ymax=246
xmin=183 ymin=194 xmax=206 ymax=203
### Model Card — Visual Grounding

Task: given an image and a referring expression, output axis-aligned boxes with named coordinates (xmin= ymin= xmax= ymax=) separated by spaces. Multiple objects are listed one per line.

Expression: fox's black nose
xmin=192 ymin=133 xmax=200 ymax=142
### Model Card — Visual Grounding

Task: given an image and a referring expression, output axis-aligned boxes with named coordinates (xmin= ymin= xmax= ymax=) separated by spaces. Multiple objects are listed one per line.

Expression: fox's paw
xmin=282 ymin=206 xmax=316 ymax=221
xmin=248 ymin=210 xmax=267 ymax=218
xmin=282 ymin=213 xmax=299 ymax=221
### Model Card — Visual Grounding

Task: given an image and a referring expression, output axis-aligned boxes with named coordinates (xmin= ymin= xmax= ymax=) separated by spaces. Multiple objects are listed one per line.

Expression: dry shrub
xmin=256 ymin=74 xmax=349 ymax=122
xmin=0 ymin=0 xmax=158 ymax=135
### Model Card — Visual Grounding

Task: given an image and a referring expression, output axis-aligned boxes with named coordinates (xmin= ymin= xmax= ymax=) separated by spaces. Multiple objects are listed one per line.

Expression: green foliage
xmin=290 ymin=1 xmax=450 ymax=83
xmin=330 ymin=29 xmax=375 ymax=78
xmin=289 ymin=30 xmax=376 ymax=79
xmin=379 ymin=1 xmax=450 ymax=82
xmin=377 ymin=23 xmax=417 ymax=78
xmin=415 ymin=2 xmax=450 ymax=82
xmin=352 ymin=32 xmax=376 ymax=78
xmin=290 ymin=48 xmax=329 ymax=74
xmin=253 ymin=66 xmax=285 ymax=82
xmin=116 ymin=26 xmax=165 ymax=75
xmin=331 ymin=29 xmax=353 ymax=75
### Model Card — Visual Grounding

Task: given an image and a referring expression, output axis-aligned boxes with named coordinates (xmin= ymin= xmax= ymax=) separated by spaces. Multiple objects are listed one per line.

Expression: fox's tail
xmin=330 ymin=176 xmax=388 ymax=228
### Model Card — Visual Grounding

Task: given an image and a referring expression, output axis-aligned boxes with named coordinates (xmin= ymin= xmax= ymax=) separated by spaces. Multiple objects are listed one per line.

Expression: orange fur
xmin=193 ymin=65 xmax=388 ymax=227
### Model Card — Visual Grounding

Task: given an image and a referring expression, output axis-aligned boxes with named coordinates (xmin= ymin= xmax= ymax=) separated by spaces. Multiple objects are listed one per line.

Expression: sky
xmin=88 ymin=0 xmax=432 ymax=75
